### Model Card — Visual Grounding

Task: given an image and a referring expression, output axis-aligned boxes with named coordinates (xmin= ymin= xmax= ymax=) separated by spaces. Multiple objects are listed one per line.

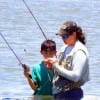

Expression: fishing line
xmin=22 ymin=0 xmax=48 ymax=40
xmin=22 ymin=0 xmax=57 ymax=58
xmin=0 ymin=32 xmax=23 ymax=67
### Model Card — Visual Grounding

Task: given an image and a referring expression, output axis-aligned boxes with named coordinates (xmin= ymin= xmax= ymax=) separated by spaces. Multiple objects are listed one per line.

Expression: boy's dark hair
xmin=41 ymin=40 xmax=56 ymax=51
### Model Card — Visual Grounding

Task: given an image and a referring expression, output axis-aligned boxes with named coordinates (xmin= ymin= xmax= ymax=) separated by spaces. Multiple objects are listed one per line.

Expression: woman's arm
xmin=53 ymin=50 xmax=87 ymax=82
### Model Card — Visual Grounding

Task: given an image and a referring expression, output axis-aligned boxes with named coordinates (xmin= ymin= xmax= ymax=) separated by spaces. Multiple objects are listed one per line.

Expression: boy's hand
xmin=22 ymin=64 xmax=30 ymax=78
xmin=22 ymin=64 xmax=30 ymax=72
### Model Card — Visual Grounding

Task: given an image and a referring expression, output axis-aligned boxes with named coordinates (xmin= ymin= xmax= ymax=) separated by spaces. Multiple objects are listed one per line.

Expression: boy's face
xmin=40 ymin=50 xmax=56 ymax=59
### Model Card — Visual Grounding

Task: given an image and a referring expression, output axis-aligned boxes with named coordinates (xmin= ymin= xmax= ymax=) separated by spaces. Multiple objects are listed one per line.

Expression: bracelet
xmin=29 ymin=74 xmax=32 ymax=79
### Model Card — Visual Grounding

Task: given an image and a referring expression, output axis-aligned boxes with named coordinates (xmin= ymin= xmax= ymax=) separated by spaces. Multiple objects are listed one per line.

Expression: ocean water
xmin=0 ymin=0 xmax=100 ymax=99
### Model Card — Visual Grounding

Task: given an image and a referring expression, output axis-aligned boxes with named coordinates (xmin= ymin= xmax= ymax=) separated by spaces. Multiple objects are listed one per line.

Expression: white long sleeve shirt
xmin=52 ymin=41 xmax=89 ymax=94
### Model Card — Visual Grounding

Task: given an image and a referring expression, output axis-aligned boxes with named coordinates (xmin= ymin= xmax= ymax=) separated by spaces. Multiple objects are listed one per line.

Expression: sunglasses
xmin=60 ymin=33 xmax=69 ymax=39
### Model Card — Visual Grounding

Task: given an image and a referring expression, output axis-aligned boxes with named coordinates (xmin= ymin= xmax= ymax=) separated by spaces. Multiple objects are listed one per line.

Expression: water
xmin=0 ymin=0 xmax=100 ymax=99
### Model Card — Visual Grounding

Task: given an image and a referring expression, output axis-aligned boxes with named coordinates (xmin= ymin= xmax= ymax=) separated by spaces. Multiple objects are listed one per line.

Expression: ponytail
xmin=76 ymin=26 xmax=86 ymax=45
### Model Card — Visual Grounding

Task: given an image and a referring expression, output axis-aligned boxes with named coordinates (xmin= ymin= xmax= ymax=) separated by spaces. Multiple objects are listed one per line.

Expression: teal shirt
xmin=31 ymin=61 xmax=53 ymax=95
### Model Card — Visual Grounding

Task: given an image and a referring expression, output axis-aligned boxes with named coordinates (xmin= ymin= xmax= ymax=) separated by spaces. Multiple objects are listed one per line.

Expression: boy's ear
xmin=54 ymin=51 xmax=57 ymax=54
xmin=40 ymin=50 xmax=42 ymax=54
xmin=40 ymin=50 xmax=43 ymax=55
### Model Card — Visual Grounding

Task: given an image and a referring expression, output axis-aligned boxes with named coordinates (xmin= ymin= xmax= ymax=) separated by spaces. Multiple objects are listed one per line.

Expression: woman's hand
xmin=44 ymin=58 xmax=58 ymax=69
xmin=44 ymin=57 xmax=57 ymax=64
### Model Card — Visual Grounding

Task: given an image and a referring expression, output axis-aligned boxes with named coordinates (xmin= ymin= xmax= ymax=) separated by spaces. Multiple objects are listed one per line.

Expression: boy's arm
xmin=22 ymin=64 xmax=38 ymax=90
xmin=25 ymin=73 xmax=38 ymax=90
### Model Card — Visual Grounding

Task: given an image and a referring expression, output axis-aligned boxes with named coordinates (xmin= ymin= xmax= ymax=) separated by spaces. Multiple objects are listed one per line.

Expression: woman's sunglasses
xmin=60 ymin=33 xmax=69 ymax=39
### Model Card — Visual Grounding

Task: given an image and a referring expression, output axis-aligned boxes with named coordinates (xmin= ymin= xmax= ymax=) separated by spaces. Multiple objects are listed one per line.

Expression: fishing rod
xmin=0 ymin=32 xmax=24 ymax=68
xmin=22 ymin=0 xmax=48 ymax=40
xmin=22 ymin=0 xmax=57 ymax=58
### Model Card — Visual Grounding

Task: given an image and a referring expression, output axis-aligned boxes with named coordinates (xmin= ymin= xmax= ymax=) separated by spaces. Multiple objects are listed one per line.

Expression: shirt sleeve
xmin=53 ymin=50 xmax=87 ymax=82
xmin=31 ymin=66 xmax=38 ymax=83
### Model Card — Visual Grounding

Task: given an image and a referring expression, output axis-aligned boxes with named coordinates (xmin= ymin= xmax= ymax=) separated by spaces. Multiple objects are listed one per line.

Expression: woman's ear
xmin=73 ymin=32 xmax=76 ymax=37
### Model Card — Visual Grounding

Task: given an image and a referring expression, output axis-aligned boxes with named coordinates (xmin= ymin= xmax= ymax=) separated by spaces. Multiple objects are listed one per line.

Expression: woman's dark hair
xmin=76 ymin=26 xmax=86 ymax=45
xmin=58 ymin=21 xmax=86 ymax=45
xmin=41 ymin=39 xmax=56 ymax=51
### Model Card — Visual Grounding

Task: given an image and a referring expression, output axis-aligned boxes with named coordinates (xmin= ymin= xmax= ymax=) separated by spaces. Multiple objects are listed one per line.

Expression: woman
xmin=45 ymin=21 xmax=89 ymax=100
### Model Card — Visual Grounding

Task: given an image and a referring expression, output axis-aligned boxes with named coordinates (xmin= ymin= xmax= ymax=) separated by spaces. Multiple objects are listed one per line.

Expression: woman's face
xmin=61 ymin=32 xmax=76 ymax=46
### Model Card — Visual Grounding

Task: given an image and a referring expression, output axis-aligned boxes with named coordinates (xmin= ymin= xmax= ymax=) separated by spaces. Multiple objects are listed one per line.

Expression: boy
xmin=23 ymin=39 xmax=56 ymax=95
